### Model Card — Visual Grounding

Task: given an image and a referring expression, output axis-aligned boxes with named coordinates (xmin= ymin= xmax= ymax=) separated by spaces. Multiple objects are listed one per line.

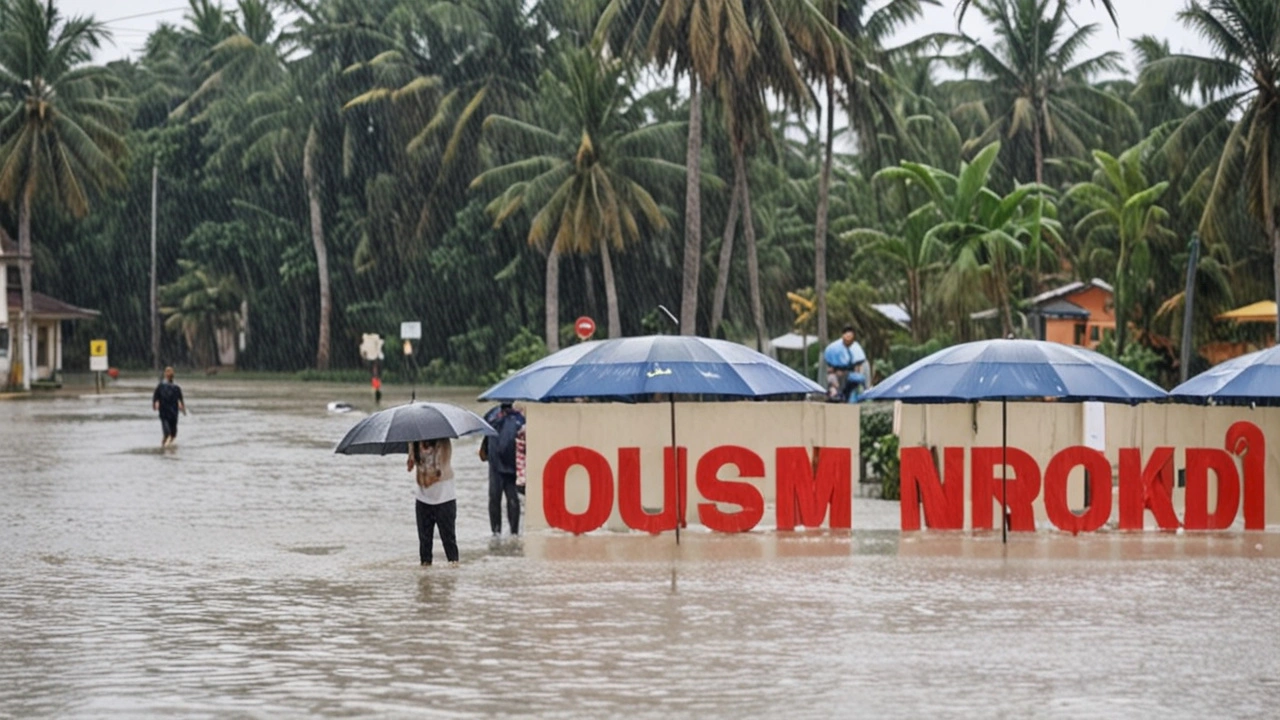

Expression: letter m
xmin=776 ymin=447 xmax=851 ymax=530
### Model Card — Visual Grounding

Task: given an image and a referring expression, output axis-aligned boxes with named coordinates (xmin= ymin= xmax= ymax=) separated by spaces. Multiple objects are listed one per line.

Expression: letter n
xmin=899 ymin=446 xmax=963 ymax=531
xmin=776 ymin=447 xmax=852 ymax=530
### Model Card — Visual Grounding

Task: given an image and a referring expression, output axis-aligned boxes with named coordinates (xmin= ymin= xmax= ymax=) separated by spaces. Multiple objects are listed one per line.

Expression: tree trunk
xmin=814 ymin=84 xmax=836 ymax=376
xmin=1115 ymin=245 xmax=1130 ymax=358
xmin=1266 ymin=151 xmax=1279 ymax=344
xmin=1273 ymin=221 xmax=1280 ymax=344
xmin=545 ymin=246 xmax=560 ymax=351
xmin=709 ymin=174 xmax=741 ymax=338
xmin=734 ymin=148 xmax=765 ymax=351
xmin=304 ymin=126 xmax=331 ymax=371
xmin=908 ymin=269 xmax=924 ymax=344
xmin=18 ymin=192 xmax=32 ymax=391
xmin=678 ymin=74 xmax=703 ymax=335
xmin=584 ymin=262 xmax=598 ymax=321
xmin=600 ymin=240 xmax=621 ymax=338
xmin=1033 ymin=113 xmax=1044 ymax=186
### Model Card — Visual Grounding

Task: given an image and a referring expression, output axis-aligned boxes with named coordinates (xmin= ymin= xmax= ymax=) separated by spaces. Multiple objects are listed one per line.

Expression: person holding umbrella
xmin=335 ymin=401 xmax=494 ymax=566
xmin=408 ymin=438 xmax=458 ymax=567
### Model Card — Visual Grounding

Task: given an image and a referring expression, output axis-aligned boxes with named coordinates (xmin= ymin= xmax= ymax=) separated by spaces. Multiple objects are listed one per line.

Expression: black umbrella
xmin=334 ymin=402 xmax=495 ymax=456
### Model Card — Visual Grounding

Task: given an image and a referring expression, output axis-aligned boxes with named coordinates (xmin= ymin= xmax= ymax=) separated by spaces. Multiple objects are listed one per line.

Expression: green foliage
xmin=1095 ymin=334 xmax=1165 ymax=384
xmin=860 ymin=404 xmax=900 ymax=499
xmin=482 ymin=326 xmax=547 ymax=384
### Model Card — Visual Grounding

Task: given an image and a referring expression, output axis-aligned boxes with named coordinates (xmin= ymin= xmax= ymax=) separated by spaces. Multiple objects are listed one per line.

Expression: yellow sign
xmin=90 ymin=339 xmax=108 ymax=357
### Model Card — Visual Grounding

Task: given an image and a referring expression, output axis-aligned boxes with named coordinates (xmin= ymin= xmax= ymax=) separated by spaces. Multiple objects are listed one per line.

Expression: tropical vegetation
xmin=2 ymin=0 xmax=1277 ymax=391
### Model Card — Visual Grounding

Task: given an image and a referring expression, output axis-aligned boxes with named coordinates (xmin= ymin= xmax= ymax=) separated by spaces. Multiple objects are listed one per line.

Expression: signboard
xmin=359 ymin=333 xmax=384 ymax=362
xmin=90 ymin=339 xmax=108 ymax=372
xmin=400 ymin=321 xmax=421 ymax=340
xmin=525 ymin=402 xmax=860 ymax=533
xmin=574 ymin=316 xmax=596 ymax=341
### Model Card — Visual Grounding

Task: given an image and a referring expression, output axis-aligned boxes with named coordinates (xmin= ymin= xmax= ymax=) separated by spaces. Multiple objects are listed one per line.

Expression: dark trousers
xmin=415 ymin=499 xmax=458 ymax=564
xmin=160 ymin=413 xmax=179 ymax=438
xmin=489 ymin=471 xmax=520 ymax=535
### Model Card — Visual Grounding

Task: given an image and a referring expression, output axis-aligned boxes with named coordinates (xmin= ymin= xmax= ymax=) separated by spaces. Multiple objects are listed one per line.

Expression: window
xmin=1089 ymin=326 xmax=1099 ymax=342
xmin=0 ymin=327 xmax=8 ymax=358
xmin=36 ymin=326 xmax=48 ymax=367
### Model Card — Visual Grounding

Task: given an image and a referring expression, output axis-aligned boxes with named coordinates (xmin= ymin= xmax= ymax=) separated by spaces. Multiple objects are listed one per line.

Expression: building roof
xmin=871 ymin=303 xmax=911 ymax=327
xmin=6 ymin=289 xmax=100 ymax=320
xmin=1028 ymin=278 xmax=1113 ymax=305
xmin=1032 ymin=298 xmax=1090 ymax=319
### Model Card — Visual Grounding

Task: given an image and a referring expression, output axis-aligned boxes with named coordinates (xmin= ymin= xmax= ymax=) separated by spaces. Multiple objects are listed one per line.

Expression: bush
xmin=859 ymin=404 xmax=900 ymax=498
xmin=482 ymin=327 xmax=548 ymax=385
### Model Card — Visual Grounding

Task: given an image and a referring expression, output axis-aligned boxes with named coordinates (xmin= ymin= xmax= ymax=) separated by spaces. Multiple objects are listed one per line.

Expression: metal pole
xmin=670 ymin=395 xmax=680 ymax=546
xmin=1180 ymin=233 xmax=1201 ymax=384
xmin=1002 ymin=398 xmax=1008 ymax=545
xmin=150 ymin=161 xmax=159 ymax=378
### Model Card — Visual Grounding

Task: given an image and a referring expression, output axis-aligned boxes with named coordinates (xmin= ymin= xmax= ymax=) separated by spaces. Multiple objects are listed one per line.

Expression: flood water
xmin=2 ymin=375 xmax=1278 ymax=718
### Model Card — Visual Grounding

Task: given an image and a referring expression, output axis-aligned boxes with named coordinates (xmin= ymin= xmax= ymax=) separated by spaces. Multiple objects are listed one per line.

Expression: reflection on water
xmin=1 ymin=376 xmax=1278 ymax=718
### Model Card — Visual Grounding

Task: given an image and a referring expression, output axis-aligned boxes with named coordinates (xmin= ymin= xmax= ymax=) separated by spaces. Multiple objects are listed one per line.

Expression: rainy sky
xmin=75 ymin=0 xmax=1210 ymax=72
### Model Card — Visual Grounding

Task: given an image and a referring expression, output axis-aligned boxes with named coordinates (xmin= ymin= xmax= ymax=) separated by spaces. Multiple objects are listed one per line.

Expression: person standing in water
xmin=408 ymin=438 xmax=459 ymax=567
xmin=151 ymin=367 xmax=186 ymax=447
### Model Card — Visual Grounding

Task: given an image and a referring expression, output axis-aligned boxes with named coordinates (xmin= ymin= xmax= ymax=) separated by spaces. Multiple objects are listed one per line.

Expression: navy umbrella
xmin=861 ymin=339 xmax=1167 ymax=541
xmin=479 ymin=334 xmax=824 ymax=401
xmin=335 ymin=401 xmax=495 ymax=456
xmin=1169 ymin=344 xmax=1280 ymax=406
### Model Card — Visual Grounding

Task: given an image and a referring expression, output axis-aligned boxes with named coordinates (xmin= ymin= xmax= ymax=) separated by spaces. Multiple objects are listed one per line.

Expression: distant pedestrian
xmin=151 ymin=367 xmax=186 ymax=447
xmin=824 ymin=325 xmax=867 ymax=403
xmin=480 ymin=402 xmax=525 ymax=536
xmin=408 ymin=438 xmax=458 ymax=567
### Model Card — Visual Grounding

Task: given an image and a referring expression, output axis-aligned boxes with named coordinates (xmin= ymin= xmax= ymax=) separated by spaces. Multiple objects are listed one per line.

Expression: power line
xmin=100 ymin=7 xmax=188 ymax=25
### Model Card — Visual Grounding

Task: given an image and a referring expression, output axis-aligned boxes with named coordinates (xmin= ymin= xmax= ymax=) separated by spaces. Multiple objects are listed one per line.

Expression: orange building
xmin=1027 ymin=279 xmax=1115 ymax=349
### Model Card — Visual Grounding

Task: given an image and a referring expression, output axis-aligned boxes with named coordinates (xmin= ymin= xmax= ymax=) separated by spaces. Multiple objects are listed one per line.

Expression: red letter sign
xmin=617 ymin=447 xmax=688 ymax=533
xmin=696 ymin=445 xmax=765 ymax=532
xmin=543 ymin=446 xmax=613 ymax=534
xmin=1184 ymin=448 xmax=1240 ymax=530
xmin=899 ymin=446 xmax=964 ymax=531
xmin=776 ymin=447 xmax=852 ymax=530
xmin=971 ymin=447 xmax=1041 ymax=532
xmin=1118 ymin=447 xmax=1179 ymax=530
xmin=1042 ymin=446 xmax=1112 ymax=534
xmin=1227 ymin=421 xmax=1266 ymax=531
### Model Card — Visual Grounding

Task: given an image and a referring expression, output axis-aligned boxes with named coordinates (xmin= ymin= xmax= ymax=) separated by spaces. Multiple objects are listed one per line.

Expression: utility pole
xmin=151 ymin=161 xmax=159 ymax=378
xmin=1180 ymin=233 xmax=1200 ymax=384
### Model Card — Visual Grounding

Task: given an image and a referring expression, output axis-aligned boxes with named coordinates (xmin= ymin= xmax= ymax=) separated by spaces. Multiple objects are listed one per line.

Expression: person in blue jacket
xmin=480 ymin=402 xmax=525 ymax=536
xmin=823 ymin=325 xmax=867 ymax=403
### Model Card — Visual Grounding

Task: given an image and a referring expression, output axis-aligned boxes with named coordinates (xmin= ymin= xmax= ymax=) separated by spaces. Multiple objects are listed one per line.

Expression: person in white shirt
xmin=407 ymin=439 xmax=458 ymax=566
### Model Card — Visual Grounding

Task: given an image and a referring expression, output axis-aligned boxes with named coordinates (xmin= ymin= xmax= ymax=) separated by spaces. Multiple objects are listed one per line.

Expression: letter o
xmin=1043 ymin=446 xmax=1112 ymax=534
xmin=543 ymin=447 xmax=614 ymax=534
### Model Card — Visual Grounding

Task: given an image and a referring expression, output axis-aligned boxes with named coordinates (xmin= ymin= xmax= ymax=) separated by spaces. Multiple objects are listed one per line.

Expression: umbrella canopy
xmin=1169 ymin=344 xmax=1280 ymax=406
xmin=479 ymin=335 xmax=825 ymax=401
xmin=860 ymin=338 xmax=1166 ymax=404
xmin=335 ymin=401 xmax=495 ymax=455
xmin=1215 ymin=300 xmax=1277 ymax=324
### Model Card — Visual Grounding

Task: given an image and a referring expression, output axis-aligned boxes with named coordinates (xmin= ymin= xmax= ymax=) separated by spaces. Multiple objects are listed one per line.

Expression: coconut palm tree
xmin=472 ymin=49 xmax=686 ymax=341
xmin=1145 ymin=0 xmax=1280 ymax=341
xmin=947 ymin=0 xmax=1136 ymax=185
xmin=0 ymin=0 xmax=127 ymax=391
xmin=1064 ymin=144 xmax=1175 ymax=357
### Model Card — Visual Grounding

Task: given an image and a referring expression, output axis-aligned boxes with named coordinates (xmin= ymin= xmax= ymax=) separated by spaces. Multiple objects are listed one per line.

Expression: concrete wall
xmin=896 ymin=402 xmax=1280 ymax=528
xmin=524 ymin=401 xmax=860 ymax=532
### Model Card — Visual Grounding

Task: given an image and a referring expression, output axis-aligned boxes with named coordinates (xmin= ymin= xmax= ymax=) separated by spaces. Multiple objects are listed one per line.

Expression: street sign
xmin=400 ymin=321 xmax=421 ymax=340
xmin=575 ymin=316 xmax=596 ymax=340
xmin=359 ymin=333 xmax=385 ymax=361
xmin=90 ymin=339 xmax=108 ymax=372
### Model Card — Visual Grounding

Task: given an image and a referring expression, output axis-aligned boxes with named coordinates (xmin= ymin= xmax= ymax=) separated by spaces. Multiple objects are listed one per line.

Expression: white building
xmin=1 ymin=231 xmax=99 ymax=388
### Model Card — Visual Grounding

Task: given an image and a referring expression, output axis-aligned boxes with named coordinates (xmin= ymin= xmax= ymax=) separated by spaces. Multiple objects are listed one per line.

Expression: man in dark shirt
xmin=152 ymin=366 xmax=186 ymax=447
xmin=480 ymin=402 xmax=525 ymax=536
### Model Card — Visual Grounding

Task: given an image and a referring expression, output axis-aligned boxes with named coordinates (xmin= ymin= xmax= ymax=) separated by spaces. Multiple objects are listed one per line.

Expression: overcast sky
xmin=71 ymin=0 xmax=1211 ymax=74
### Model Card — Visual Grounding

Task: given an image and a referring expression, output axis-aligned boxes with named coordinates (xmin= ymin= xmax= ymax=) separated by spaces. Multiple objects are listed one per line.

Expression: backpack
xmin=487 ymin=408 xmax=524 ymax=474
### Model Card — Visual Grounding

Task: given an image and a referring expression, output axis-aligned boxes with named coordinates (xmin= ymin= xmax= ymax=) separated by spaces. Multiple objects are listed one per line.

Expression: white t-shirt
xmin=411 ymin=440 xmax=456 ymax=505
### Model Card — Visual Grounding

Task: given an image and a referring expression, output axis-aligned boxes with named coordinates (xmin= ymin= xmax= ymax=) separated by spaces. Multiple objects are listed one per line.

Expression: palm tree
xmin=1146 ymin=0 xmax=1280 ymax=341
xmin=1065 ymin=145 xmax=1175 ymax=357
xmin=472 ymin=50 xmax=685 ymax=341
xmin=947 ymin=0 xmax=1136 ymax=185
xmin=804 ymin=0 xmax=931 ymax=369
xmin=874 ymin=142 xmax=1062 ymax=338
xmin=0 ymin=0 xmax=127 ymax=391
xmin=160 ymin=259 xmax=245 ymax=368
xmin=846 ymin=208 xmax=946 ymax=343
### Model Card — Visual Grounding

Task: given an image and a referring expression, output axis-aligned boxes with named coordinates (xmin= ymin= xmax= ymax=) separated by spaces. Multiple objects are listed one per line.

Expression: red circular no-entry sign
xmin=575 ymin=316 xmax=596 ymax=340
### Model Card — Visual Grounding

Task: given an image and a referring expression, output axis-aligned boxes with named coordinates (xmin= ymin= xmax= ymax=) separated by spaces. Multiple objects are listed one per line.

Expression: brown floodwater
xmin=1 ymin=375 xmax=1277 ymax=718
